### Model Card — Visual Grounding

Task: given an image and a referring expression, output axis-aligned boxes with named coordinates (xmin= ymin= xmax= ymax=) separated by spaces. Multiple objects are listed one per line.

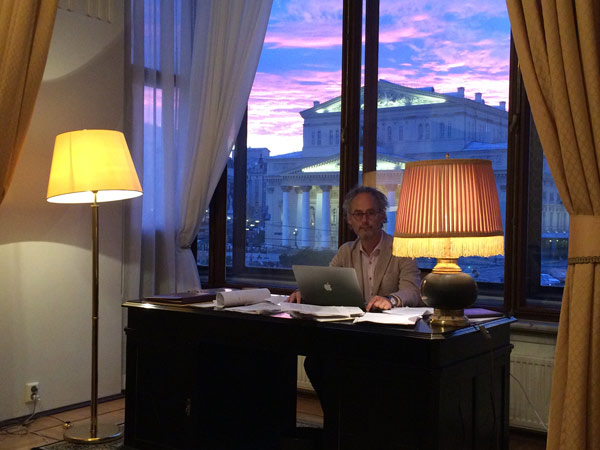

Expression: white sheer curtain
xmin=125 ymin=0 xmax=272 ymax=297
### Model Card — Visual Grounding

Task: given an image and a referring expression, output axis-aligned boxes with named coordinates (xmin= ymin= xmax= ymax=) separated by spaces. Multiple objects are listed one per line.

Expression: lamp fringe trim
xmin=393 ymin=236 xmax=504 ymax=258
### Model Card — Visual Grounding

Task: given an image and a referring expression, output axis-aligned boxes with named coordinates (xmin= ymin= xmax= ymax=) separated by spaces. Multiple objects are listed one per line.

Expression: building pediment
xmin=301 ymin=80 xmax=448 ymax=117
xmin=282 ymin=152 xmax=407 ymax=175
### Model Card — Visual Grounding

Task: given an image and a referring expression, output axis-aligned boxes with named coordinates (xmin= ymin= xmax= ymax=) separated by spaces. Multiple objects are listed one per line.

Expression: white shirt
xmin=359 ymin=234 xmax=384 ymax=301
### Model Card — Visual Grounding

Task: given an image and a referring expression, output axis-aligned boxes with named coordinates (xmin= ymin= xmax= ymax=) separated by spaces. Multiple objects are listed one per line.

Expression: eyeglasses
xmin=351 ymin=209 xmax=381 ymax=220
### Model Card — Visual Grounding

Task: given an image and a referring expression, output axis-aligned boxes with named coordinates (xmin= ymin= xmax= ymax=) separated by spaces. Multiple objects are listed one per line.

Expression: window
xmin=197 ymin=0 xmax=344 ymax=280
xmin=373 ymin=0 xmax=510 ymax=297
xmin=196 ymin=0 xmax=563 ymax=320
xmin=504 ymin=95 xmax=565 ymax=318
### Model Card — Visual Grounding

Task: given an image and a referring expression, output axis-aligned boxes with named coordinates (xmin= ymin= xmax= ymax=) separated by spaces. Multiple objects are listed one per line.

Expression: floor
xmin=0 ymin=393 xmax=546 ymax=450
xmin=0 ymin=398 xmax=124 ymax=450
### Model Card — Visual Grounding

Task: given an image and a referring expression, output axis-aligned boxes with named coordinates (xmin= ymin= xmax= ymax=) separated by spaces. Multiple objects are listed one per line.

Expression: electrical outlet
xmin=25 ymin=382 xmax=39 ymax=403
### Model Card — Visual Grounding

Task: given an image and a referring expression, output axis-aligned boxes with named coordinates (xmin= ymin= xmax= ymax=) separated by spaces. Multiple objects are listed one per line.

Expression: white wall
xmin=0 ymin=2 xmax=134 ymax=421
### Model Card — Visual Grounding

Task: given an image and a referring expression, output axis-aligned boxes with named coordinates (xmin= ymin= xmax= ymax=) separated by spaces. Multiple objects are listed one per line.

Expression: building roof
xmin=300 ymin=79 xmax=505 ymax=118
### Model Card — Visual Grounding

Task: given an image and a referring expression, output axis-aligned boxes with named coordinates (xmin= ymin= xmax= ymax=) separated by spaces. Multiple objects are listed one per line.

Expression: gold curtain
xmin=506 ymin=1 xmax=600 ymax=449
xmin=0 ymin=0 xmax=57 ymax=205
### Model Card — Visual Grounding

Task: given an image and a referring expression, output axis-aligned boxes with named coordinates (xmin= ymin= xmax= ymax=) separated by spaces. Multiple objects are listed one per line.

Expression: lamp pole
xmin=91 ymin=192 xmax=99 ymax=437
xmin=64 ymin=192 xmax=121 ymax=444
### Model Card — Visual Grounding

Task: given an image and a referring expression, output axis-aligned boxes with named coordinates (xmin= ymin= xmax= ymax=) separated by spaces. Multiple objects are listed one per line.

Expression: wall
xmin=0 ymin=1 xmax=133 ymax=422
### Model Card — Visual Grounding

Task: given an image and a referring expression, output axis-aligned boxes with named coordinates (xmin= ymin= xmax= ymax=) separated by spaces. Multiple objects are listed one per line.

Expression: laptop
xmin=292 ymin=265 xmax=365 ymax=308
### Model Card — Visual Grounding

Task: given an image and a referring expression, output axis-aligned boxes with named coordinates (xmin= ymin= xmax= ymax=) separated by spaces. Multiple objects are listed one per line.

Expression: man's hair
xmin=342 ymin=185 xmax=388 ymax=220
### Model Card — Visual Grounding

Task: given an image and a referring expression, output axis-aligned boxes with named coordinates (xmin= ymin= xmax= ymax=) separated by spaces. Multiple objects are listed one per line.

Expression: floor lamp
xmin=47 ymin=130 xmax=142 ymax=444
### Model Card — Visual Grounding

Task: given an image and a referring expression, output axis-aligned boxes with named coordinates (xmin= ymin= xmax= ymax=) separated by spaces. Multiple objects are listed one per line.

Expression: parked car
xmin=540 ymin=273 xmax=562 ymax=286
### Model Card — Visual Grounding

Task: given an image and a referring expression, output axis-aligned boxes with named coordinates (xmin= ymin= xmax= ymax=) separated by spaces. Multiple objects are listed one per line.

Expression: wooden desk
xmin=123 ymin=301 xmax=514 ymax=450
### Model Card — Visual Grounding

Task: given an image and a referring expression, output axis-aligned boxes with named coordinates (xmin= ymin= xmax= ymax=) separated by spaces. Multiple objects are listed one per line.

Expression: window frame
xmin=196 ymin=0 xmax=562 ymax=321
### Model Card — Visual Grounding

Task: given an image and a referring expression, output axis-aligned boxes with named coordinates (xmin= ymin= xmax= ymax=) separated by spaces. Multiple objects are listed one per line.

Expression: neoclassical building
xmin=258 ymin=80 xmax=510 ymax=252
xmin=201 ymin=80 xmax=568 ymax=279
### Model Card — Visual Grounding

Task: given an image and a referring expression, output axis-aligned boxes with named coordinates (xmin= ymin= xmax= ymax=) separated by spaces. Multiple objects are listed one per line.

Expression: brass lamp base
xmin=421 ymin=258 xmax=477 ymax=328
xmin=429 ymin=308 xmax=469 ymax=327
xmin=64 ymin=423 xmax=122 ymax=444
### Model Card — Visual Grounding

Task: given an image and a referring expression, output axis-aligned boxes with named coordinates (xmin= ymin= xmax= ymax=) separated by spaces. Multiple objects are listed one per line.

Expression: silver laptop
xmin=292 ymin=265 xmax=365 ymax=308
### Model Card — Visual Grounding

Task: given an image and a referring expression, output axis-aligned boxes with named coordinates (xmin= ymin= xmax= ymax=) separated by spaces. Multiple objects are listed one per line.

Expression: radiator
xmin=298 ymin=354 xmax=553 ymax=432
xmin=509 ymin=354 xmax=553 ymax=431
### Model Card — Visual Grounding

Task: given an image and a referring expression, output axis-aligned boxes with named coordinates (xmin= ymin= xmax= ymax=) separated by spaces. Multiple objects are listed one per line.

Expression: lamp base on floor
xmin=64 ymin=423 xmax=121 ymax=444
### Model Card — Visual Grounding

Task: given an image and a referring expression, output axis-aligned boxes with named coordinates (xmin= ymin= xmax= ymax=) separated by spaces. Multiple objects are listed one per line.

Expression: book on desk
xmin=143 ymin=288 xmax=233 ymax=305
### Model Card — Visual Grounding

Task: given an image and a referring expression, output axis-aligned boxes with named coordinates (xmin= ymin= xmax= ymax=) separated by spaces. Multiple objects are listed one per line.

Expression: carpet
xmin=32 ymin=422 xmax=322 ymax=449
xmin=32 ymin=439 xmax=124 ymax=450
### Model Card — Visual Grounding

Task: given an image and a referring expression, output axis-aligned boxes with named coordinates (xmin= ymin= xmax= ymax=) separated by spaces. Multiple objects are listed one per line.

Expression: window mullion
xmin=232 ymin=109 xmax=248 ymax=274
xmin=338 ymin=0 xmax=363 ymax=246
xmin=362 ymin=0 xmax=379 ymax=176
xmin=208 ymin=166 xmax=228 ymax=287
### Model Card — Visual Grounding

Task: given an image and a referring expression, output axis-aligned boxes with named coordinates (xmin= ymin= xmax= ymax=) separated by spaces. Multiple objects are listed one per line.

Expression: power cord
xmin=477 ymin=323 xmax=549 ymax=432
xmin=0 ymin=393 xmax=40 ymax=436
xmin=510 ymin=372 xmax=549 ymax=432
xmin=0 ymin=395 xmax=73 ymax=446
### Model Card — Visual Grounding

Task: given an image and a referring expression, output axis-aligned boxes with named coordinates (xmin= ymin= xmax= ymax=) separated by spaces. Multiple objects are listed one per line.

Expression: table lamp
xmin=47 ymin=129 xmax=142 ymax=444
xmin=393 ymin=157 xmax=503 ymax=326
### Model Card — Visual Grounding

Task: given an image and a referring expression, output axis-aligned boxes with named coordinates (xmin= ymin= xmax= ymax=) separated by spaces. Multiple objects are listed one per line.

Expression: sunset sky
xmin=247 ymin=0 xmax=511 ymax=155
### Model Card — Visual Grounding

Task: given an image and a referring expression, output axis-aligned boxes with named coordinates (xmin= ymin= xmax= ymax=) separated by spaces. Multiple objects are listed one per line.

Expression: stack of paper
xmin=208 ymin=290 xmax=432 ymax=325
xmin=224 ymin=295 xmax=363 ymax=320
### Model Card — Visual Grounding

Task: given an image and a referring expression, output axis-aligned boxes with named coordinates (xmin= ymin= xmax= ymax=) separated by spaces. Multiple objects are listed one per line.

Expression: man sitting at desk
xmin=287 ymin=185 xmax=422 ymax=420
xmin=287 ymin=185 xmax=422 ymax=310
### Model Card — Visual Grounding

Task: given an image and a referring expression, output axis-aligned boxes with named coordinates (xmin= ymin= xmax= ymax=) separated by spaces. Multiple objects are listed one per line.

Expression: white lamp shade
xmin=47 ymin=130 xmax=143 ymax=204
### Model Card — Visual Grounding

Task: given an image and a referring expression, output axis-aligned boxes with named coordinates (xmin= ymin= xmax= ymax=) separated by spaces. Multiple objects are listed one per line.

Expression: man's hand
xmin=366 ymin=295 xmax=393 ymax=312
xmin=287 ymin=290 xmax=302 ymax=303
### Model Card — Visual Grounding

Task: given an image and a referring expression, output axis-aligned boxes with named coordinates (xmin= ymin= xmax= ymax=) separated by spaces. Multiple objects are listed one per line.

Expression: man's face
xmin=347 ymin=192 xmax=385 ymax=242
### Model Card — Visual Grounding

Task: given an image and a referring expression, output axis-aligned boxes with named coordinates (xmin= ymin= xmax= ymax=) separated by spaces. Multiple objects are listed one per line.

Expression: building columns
xmin=319 ymin=185 xmax=332 ymax=248
xmin=281 ymin=186 xmax=292 ymax=246
xmin=298 ymin=186 xmax=311 ymax=247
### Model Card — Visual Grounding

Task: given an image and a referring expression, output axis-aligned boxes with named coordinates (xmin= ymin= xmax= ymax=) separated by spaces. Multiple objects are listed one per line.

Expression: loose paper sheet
xmin=353 ymin=307 xmax=433 ymax=325
xmin=279 ymin=303 xmax=364 ymax=318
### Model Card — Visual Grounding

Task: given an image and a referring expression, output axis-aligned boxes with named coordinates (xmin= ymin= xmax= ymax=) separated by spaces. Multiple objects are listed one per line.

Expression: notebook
xmin=292 ymin=265 xmax=365 ymax=308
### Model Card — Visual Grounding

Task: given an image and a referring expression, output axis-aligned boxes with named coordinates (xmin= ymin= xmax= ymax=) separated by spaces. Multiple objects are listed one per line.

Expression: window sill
xmin=510 ymin=319 xmax=558 ymax=335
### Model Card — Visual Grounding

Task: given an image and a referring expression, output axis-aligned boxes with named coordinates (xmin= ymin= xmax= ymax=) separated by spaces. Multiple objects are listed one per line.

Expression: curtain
xmin=0 ymin=0 xmax=57 ymax=205
xmin=126 ymin=0 xmax=272 ymax=296
xmin=506 ymin=1 xmax=600 ymax=449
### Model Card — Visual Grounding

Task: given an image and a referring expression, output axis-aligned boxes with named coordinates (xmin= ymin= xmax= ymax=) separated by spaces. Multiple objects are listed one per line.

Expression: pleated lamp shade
xmin=393 ymin=158 xmax=504 ymax=259
xmin=47 ymin=130 xmax=142 ymax=204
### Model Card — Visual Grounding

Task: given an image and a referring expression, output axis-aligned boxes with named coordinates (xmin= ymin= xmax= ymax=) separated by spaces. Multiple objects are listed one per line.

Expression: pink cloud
xmin=264 ymin=32 xmax=341 ymax=49
xmin=379 ymin=27 xmax=431 ymax=43
xmin=264 ymin=0 xmax=343 ymax=49
xmin=248 ymin=69 xmax=343 ymax=153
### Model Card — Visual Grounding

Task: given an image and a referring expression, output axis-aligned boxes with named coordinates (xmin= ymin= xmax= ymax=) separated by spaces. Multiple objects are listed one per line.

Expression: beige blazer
xmin=329 ymin=232 xmax=423 ymax=307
